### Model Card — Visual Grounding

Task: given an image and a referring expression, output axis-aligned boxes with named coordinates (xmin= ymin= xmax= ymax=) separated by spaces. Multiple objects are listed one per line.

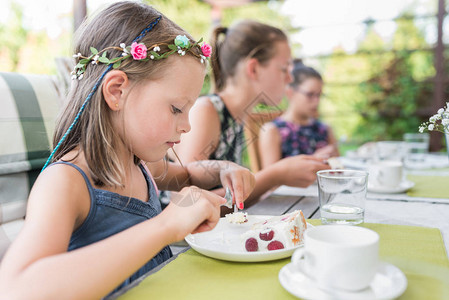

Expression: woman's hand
xmin=273 ymin=155 xmax=330 ymax=187
xmin=219 ymin=162 xmax=256 ymax=209
xmin=313 ymin=144 xmax=338 ymax=159
xmin=162 ymin=186 xmax=226 ymax=243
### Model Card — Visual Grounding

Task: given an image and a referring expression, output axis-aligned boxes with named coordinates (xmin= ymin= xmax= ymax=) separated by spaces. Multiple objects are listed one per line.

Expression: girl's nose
xmin=178 ymin=116 xmax=191 ymax=134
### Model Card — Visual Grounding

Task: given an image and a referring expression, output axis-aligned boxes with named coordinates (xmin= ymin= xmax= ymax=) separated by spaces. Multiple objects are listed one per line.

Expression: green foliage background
xmin=0 ymin=0 xmax=443 ymax=149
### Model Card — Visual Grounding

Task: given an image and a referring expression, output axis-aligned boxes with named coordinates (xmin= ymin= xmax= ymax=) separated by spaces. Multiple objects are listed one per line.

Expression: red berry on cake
xmin=241 ymin=210 xmax=307 ymax=252
xmin=245 ymin=238 xmax=259 ymax=252
xmin=267 ymin=241 xmax=284 ymax=251
xmin=259 ymin=229 xmax=274 ymax=241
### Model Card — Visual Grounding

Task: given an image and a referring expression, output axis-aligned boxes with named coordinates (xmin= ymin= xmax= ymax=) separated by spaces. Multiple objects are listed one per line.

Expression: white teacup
xmin=292 ymin=225 xmax=379 ymax=292
xmin=368 ymin=160 xmax=403 ymax=188
xmin=376 ymin=141 xmax=405 ymax=161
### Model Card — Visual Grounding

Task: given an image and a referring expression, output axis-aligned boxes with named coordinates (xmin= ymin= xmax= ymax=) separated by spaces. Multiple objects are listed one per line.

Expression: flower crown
xmin=71 ymin=35 xmax=212 ymax=80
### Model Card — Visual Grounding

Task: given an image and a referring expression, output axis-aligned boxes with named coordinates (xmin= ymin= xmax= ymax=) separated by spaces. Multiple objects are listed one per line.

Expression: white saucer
xmin=368 ymin=180 xmax=415 ymax=194
xmin=279 ymin=261 xmax=407 ymax=300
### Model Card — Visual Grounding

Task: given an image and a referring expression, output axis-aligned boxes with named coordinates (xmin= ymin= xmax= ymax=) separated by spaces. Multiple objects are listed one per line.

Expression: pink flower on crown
xmin=131 ymin=42 xmax=147 ymax=60
xmin=201 ymin=43 xmax=212 ymax=57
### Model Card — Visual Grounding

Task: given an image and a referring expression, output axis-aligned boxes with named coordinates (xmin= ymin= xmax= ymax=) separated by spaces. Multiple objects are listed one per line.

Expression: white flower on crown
xmin=91 ymin=55 xmax=100 ymax=65
xmin=154 ymin=46 xmax=160 ymax=52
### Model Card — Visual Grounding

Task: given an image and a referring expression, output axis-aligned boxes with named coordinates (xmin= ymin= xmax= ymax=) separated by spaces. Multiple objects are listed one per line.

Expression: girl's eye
xmin=171 ymin=105 xmax=182 ymax=114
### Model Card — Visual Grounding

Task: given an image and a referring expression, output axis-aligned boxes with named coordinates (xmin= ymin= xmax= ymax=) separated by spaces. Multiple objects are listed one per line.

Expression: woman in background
xmin=174 ymin=21 xmax=329 ymax=206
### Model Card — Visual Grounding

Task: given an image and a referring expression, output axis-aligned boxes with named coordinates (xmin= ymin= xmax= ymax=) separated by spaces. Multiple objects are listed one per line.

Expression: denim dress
xmin=52 ymin=161 xmax=172 ymax=295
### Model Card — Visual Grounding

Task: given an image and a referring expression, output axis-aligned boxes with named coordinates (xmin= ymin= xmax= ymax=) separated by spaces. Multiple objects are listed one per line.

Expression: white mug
xmin=376 ymin=141 xmax=405 ymax=161
xmin=368 ymin=160 xmax=403 ymax=188
xmin=292 ymin=225 xmax=379 ymax=291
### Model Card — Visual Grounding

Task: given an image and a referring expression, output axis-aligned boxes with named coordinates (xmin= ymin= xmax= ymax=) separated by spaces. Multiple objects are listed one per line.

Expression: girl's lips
xmin=166 ymin=141 xmax=180 ymax=147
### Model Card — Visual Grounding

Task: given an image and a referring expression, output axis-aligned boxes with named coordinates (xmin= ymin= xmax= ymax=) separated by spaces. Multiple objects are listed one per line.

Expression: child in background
xmin=259 ymin=59 xmax=339 ymax=168
xmin=173 ymin=21 xmax=329 ymax=206
xmin=0 ymin=2 xmax=254 ymax=299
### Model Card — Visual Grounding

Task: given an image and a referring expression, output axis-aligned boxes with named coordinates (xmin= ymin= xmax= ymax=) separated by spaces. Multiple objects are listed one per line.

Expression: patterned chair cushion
xmin=0 ymin=72 xmax=63 ymax=259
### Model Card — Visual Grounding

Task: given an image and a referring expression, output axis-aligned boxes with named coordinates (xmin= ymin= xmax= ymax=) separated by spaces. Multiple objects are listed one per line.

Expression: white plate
xmin=279 ymin=261 xmax=407 ymax=300
xmin=185 ymin=215 xmax=312 ymax=262
xmin=368 ymin=180 xmax=415 ymax=194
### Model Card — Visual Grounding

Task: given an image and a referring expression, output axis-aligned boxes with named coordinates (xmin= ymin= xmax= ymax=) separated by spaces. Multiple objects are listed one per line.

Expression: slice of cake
xmin=241 ymin=210 xmax=307 ymax=252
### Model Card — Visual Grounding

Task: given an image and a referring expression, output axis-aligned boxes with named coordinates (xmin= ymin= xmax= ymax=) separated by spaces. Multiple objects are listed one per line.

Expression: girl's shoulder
xmin=271 ymin=117 xmax=288 ymax=128
xmin=29 ymin=162 xmax=92 ymax=227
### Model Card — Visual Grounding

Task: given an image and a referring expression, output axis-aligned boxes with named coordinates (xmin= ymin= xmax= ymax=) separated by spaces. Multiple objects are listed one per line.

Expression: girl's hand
xmin=218 ymin=162 xmax=256 ymax=210
xmin=162 ymin=186 xmax=226 ymax=243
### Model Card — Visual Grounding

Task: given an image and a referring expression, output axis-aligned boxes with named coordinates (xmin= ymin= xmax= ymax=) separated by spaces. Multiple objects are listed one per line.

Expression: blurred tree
xmin=353 ymin=15 xmax=434 ymax=141
xmin=318 ymin=13 xmax=436 ymax=144
xmin=0 ymin=2 xmax=28 ymax=72
xmin=146 ymin=0 xmax=292 ymax=95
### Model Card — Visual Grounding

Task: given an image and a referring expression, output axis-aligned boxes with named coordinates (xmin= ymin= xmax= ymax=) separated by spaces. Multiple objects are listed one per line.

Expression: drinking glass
xmin=317 ymin=170 xmax=368 ymax=225
xmin=403 ymin=133 xmax=429 ymax=163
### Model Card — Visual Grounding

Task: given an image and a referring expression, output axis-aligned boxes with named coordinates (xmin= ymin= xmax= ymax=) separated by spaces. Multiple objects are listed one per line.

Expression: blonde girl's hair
xmin=210 ymin=20 xmax=288 ymax=92
xmin=52 ymin=1 xmax=202 ymax=187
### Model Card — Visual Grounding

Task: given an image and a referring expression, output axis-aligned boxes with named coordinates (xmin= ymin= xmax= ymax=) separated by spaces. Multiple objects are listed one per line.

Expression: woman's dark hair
xmin=210 ymin=20 xmax=288 ymax=92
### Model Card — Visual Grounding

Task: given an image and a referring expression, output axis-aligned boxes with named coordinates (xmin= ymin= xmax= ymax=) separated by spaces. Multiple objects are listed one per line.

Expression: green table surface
xmin=118 ymin=221 xmax=449 ymax=300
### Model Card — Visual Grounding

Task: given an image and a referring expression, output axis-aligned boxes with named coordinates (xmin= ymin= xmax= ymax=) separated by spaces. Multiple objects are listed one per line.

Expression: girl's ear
xmin=246 ymin=58 xmax=260 ymax=80
xmin=102 ymin=70 xmax=129 ymax=111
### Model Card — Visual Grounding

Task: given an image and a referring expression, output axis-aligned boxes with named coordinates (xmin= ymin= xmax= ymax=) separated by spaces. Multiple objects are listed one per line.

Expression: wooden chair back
xmin=243 ymin=110 xmax=282 ymax=172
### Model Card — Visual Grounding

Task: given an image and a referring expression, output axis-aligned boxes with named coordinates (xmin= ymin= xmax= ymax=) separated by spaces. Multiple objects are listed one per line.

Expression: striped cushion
xmin=0 ymin=72 xmax=63 ymax=259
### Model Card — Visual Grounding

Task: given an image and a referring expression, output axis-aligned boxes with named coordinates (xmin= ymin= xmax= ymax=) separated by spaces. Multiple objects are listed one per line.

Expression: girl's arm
xmin=0 ymin=164 xmax=224 ymax=299
xmin=150 ymin=160 xmax=255 ymax=208
xmin=258 ymin=122 xmax=283 ymax=168
xmin=313 ymin=126 xmax=340 ymax=159
xmin=327 ymin=127 xmax=340 ymax=157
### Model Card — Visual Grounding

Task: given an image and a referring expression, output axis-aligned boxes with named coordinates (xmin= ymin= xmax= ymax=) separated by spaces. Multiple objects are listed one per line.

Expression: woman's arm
xmin=258 ymin=122 xmax=283 ymax=168
xmin=0 ymin=164 xmax=224 ymax=299
xmin=245 ymin=155 xmax=331 ymax=205
xmin=314 ymin=126 xmax=340 ymax=159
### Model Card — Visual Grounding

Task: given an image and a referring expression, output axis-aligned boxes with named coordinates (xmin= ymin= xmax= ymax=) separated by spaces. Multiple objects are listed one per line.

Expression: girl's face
xmin=289 ymin=77 xmax=323 ymax=119
xmin=256 ymin=40 xmax=293 ymax=105
xmin=121 ymin=57 xmax=205 ymax=162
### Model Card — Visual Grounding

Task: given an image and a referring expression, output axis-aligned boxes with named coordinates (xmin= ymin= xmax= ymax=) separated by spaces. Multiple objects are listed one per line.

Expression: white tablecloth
xmin=272 ymin=185 xmax=449 ymax=257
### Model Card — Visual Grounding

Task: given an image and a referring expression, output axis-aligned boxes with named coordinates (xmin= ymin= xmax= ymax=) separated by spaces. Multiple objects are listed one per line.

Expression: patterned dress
xmin=272 ymin=118 xmax=329 ymax=158
xmin=208 ymin=94 xmax=244 ymax=165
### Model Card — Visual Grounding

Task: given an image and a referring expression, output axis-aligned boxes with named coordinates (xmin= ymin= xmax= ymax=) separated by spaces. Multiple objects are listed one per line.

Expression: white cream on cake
xmin=225 ymin=211 xmax=248 ymax=224
xmin=241 ymin=210 xmax=307 ymax=252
